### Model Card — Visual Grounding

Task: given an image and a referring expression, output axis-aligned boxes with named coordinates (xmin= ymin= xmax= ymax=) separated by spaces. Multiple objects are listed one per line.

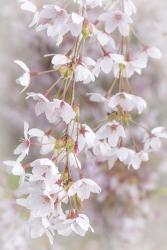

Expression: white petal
xmin=71 ymin=12 xmax=84 ymax=24
xmin=28 ymin=128 xmax=44 ymax=137
xmin=147 ymin=47 xmax=162 ymax=59
xmin=52 ymin=54 xmax=69 ymax=67
xmin=14 ymin=60 xmax=29 ymax=72
xmin=21 ymin=1 xmax=37 ymax=12
xmin=86 ymin=93 xmax=107 ymax=102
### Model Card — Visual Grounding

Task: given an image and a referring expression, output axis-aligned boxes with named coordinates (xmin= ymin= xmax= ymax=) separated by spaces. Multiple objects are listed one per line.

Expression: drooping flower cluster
xmin=4 ymin=0 xmax=167 ymax=245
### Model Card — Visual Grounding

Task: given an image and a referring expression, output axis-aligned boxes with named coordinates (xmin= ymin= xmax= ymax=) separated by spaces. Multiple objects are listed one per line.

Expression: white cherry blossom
xmin=96 ymin=121 xmax=126 ymax=147
xmin=93 ymin=140 xmax=114 ymax=160
xmin=75 ymin=57 xmax=96 ymax=84
xmin=92 ymin=26 xmax=116 ymax=49
xmin=108 ymin=92 xmax=147 ymax=114
xmin=68 ymin=178 xmax=101 ymax=200
xmin=52 ymin=55 xmax=96 ymax=84
xmin=115 ymin=147 xmax=135 ymax=165
xmin=36 ymin=5 xmax=69 ymax=45
xmin=27 ymin=94 xmax=76 ymax=124
xmin=4 ymin=0 xmax=166 ymax=245
xmin=68 ymin=122 xmax=96 ymax=152
xmin=14 ymin=122 xmax=44 ymax=161
xmin=35 ymin=6 xmax=84 ymax=45
xmin=30 ymin=158 xmax=59 ymax=183
xmin=128 ymin=151 xmax=149 ymax=170
xmin=17 ymin=192 xmax=54 ymax=218
xmin=99 ymin=10 xmax=133 ymax=36
xmin=45 ymin=99 xmax=76 ymax=124
xmin=113 ymin=52 xmax=147 ymax=78
xmin=57 ymin=212 xmax=94 ymax=236
xmin=26 ymin=92 xmax=49 ymax=116
xmin=94 ymin=53 xmax=124 ymax=77
xmin=144 ymin=127 xmax=167 ymax=151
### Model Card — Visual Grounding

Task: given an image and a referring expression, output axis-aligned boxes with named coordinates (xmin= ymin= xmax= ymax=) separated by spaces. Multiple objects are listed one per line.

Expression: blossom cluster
xmin=4 ymin=0 xmax=167 ymax=245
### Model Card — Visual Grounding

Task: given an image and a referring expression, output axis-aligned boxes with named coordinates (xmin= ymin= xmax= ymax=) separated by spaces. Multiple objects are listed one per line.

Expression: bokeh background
xmin=0 ymin=0 xmax=167 ymax=250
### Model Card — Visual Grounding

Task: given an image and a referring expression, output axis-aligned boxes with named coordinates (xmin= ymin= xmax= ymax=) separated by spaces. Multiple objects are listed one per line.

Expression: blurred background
xmin=0 ymin=0 xmax=167 ymax=250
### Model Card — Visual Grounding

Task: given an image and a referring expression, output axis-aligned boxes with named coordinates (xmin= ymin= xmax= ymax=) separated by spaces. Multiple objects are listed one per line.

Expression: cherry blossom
xmin=92 ymin=26 xmax=116 ymax=49
xmin=93 ymin=140 xmax=114 ymax=160
xmin=113 ymin=52 xmax=147 ymax=78
xmin=29 ymin=158 xmax=59 ymax=183
xmin=35 ymin=5 xmax=69 ymax=45
xmin=17 ymin=192 xmax=54 ymax=218
xmin=68 ymin=178 xmax=101 ymax=201
xmin=108 ymin=92 xmax=147 ymax=114
xmin=57 ymin=212 xmax=94 ymax=236
xmin=144 ymin=127 xmax=167 ymax=151
xmin=128 ymin=151 xmax=149 ymax=170
xmin=99 ymin=10 xmax=133 ymax=36
xmin=52 ymin=55 xmax=96 ymax=84
xmin=4 ymin=0 xmax=166 ymax=246
xmin=94 ymin=53 xmax=124 ymax=77
xmin=68 ymin=121 xmax=96 ymax=152
xmin=27 ymin=94 xmax=76 ymax=124
xmin=26 ymin=92 xmax=49 ymax=116
xmin=45 ymin=99 xmax=76 ymax=124
xmin=96 ymin=121 xmax=126 ymax=147
xmin=14 ymin=121 xmax=44 ymax=161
